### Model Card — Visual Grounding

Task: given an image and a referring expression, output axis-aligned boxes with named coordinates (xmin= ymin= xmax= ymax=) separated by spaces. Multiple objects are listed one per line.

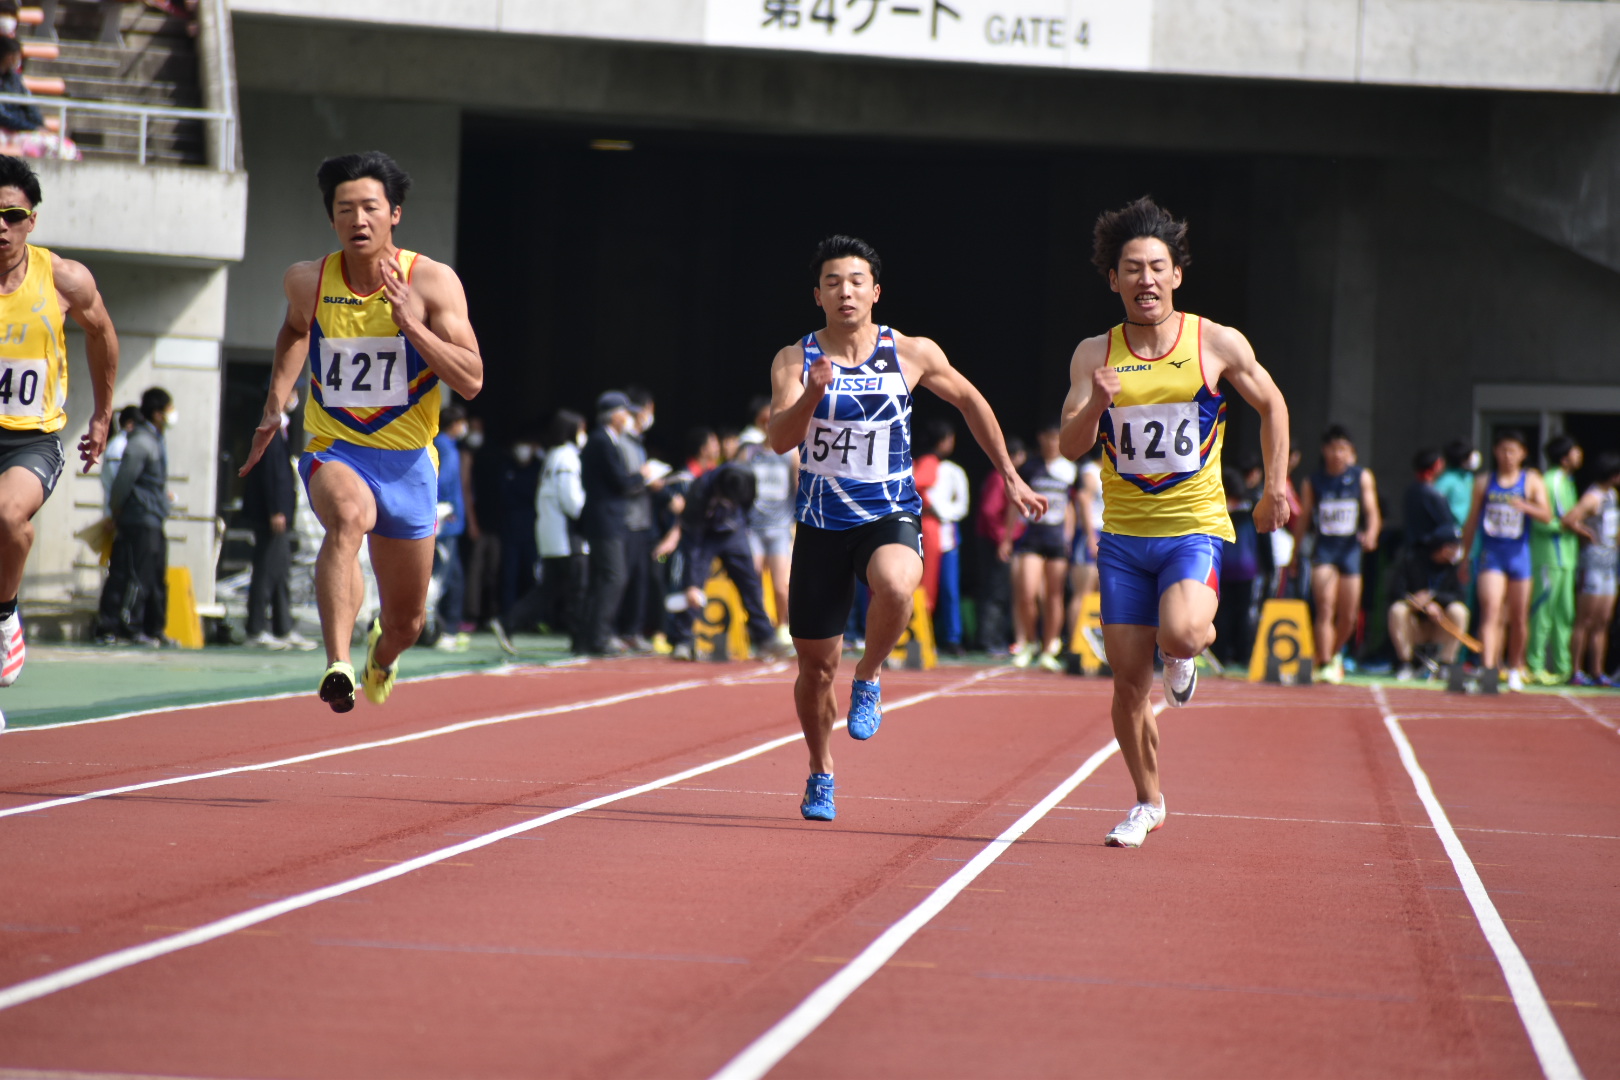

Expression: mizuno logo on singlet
xmin=323 ymin=296 xmax=363 ymax=306
xmin=1168 ymin=359 xmax=1192 ymax=368
xmin=1114 ymin=363 xmax=1152 ymax=373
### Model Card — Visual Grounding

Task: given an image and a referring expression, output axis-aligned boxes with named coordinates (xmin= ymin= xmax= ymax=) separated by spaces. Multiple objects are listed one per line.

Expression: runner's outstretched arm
xmin=1206 ymin=323 xmax=1290 ymax=533
xmin=381 ymin=255 xmax=482 ymax=399
xmin=906 ymin=335 xmax=1046 ymax=521
xmin=54 ymin=255 xmax=118 ymax=471
xmin=240 ymin=263 xmax=319 ymax=477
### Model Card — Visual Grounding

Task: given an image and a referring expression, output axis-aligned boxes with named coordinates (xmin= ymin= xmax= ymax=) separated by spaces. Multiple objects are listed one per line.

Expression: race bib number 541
xmin=1109 ymin=402 xmax=1200 ymax=475
xmin=802 ymin=419 xmax=893 ymax=483
xmin=317 ymin=336 xmax=409 ymax=409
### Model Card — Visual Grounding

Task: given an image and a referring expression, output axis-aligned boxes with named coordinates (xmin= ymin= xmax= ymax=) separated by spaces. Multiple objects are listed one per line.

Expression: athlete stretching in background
xmin=240 ymin=151 xmax=482 ymax=712
xmin=769 ymin=235 xmax=1044 ymax=822
xmin=1059 ymin=197 xmax=1291 ymax=848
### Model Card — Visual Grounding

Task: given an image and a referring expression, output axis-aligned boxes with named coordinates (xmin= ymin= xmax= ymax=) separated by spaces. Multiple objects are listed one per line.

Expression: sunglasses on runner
xmin=0 ymin=207 xmax=34 ymax=225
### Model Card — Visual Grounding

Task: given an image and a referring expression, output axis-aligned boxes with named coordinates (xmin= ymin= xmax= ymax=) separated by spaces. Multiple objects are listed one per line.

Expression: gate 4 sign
xmin=1247 ymin=599 xmax=1315 ymax=685
xmin=705 ymin=0 xmax=1152 ymax=72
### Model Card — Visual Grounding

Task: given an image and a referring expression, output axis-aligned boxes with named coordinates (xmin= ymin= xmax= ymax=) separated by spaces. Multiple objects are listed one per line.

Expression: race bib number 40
xmin=317 ymin=336 xmax=409 ymax=409
xmin=1483 ymin=501 xmax=1524 ymax=540
xmin=0 ymin=359 xmax=47 ymax=418
xmin=1317 ymin=498 xmax=1359 ymax=537
xmin=802 ymin=419 xmax=893 ymax=483
xmin=1109 ymin=402 xmax=1200 ymax=475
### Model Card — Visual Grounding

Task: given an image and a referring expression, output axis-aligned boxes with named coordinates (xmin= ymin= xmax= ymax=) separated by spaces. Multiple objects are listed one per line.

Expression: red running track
xmin=0 ymin=659 xmax=1614 ymax=1079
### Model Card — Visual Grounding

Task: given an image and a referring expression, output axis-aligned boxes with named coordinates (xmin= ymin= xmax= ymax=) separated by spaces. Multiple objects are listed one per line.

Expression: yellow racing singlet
xmin=1096 ymin=313 xmax=1233 ymax=542
xmin=304 ymin=250 xmax=440 ymax=462
xmin=0 ymin=244 xmax=69 ymax=434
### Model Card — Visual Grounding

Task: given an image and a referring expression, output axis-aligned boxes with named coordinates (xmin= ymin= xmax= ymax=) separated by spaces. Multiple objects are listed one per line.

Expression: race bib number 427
xmin=316 ymin=336 xmax=409 ymax=409
xmin=1108 ymin=402 xmax=1200 ymax=475
xmin=0 ymin=359 xmax=47 ymax=418
xmin=801 ymin=419 xmax=893 ymax=483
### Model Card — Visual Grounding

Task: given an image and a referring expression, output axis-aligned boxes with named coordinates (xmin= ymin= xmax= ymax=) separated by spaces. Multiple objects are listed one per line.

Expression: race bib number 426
xmin=317 ymin=336 xmax=409 ymax=409
xmin=1108 ymin=402 xmax=1200 ymax=475
xmin=0 ymin=359 xmax=47 ymax=418
xmin=802 ymin=419 xmax=893 ymax=483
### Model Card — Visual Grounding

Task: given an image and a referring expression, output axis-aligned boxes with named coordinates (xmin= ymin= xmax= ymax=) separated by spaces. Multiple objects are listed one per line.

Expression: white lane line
xmin=1373 ymin=686 xmax=1583 ymax=1080
xmin=0 ymin=668 xmax=1003 ymax=1014
xmin=1558 ymin=693 xmax=1618 ymax=733
xmin=0 ymin=666 xmax=791 ymax=821
xmin=6 ymin=662 xmax=547 ymax=733
xmin=709 ymin=703 xmax=1154 ymax=1080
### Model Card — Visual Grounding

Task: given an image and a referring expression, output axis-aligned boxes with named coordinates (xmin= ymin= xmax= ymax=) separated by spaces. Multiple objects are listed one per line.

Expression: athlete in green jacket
xmin=1529 ymin=435 xmax=1581 ymax=684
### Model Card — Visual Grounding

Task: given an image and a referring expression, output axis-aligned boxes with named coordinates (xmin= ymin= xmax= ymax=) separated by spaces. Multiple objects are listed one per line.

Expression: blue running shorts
xmin=1097 ymin=532 xmax=1223 ymax=627
xmin=1312 ymin=535 xmax=1362 ymax=576
xmin=1478 ymin=540 xmax=1531 ymax=582
xmin=298 ymin=440 xmax=438 ymax=541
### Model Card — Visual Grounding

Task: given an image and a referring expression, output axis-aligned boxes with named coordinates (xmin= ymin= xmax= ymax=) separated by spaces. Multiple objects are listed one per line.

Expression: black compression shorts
xmin=0 ymin=428 xmax=64 ymax=502
xmin=788 ymin=511 xmax=923 ymax=640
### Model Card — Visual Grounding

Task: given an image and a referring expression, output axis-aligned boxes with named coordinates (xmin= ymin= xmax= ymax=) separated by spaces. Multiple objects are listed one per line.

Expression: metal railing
xmin=0 ymin=92 xmax=235 ymax=169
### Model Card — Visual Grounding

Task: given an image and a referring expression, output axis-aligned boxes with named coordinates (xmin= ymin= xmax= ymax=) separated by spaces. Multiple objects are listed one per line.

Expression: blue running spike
xmin=847 ymin=678 xmax=882 ymax=740
xmin=801 ymin=773 xmax=836 ymax=821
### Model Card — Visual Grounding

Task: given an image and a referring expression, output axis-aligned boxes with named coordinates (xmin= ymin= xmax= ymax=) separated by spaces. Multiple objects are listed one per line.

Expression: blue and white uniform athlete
xmin=1460 ymin=430 xmax=1551 ymax=689
xmin=768 ymin=235 xmax=1044 ymax=822
xmin=1294 ymin=427 xmax=1380 ymax=684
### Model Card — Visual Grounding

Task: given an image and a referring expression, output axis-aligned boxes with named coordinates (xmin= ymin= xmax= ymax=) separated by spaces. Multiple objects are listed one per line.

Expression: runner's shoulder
xmin=1194 ymin=316 xmax=1253 ymax=360
xmin=892 ymin=329 xmax=946 ymax=368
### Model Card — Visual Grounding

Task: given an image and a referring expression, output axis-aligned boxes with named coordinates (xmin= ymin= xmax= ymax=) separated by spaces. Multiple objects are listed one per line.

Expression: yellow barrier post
xmin=164 ymin=565 xmax=205 ymax=649
xmin=1247 ymin=598 xmax=1314 ymax=684
xmin=693 ymin=559 xmax=752 ymax=662
xmin=1066 ymin=590 xmax=1108 ymax=676
xmin=888 ymin=587 xmax=937 ymax=670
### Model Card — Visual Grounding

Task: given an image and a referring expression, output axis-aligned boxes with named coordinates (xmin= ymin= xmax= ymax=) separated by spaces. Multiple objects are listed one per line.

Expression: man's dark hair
xmin=543 ymin=409 xmax=584 ymax=450
xmin=1411 ymin=447 xmax=1443 ymax=474
xmin=1443 ymin=438 xmax=1474 ymax=470
xmin=625 ymin=385 xmax=654 ymax=409
xmin=1321 ymin=424 xmax=1354 ymax=446
xmin=923 ymin=418 xmax=955 ymax=453
xmin=811 ymin=235 xmax=882 ymax=285
xmin=316 ymin=151 xmax=411 ymax=220
xmin=1495 ymin=428 xmax=1528 ymax=451
xmin=0 ymin=37 xmax=21 ymax=63
xmin=1544 ymin=434 xmax=1577 ymax=466
xmin=1005 ymin=435 xmax=1027 ymax=459
xmin=140 ymin=386 xmax=172 ymax=421
xmin=1035 ymin=420 xmax=1060 ymax=437
xmin=441 ymin=404 xmax=466 ymax=427
xmin=1091 ymin=196 xmax=1190 ymax=278
xmin=1593 ymin=450 xmax=1620 ymax=485
xmin=685 ymin=425 xmax=716 ymax=462
xmin=747 ymin=394 xmax=771 ymax=424
xmin=0 ymin=154 xmax=41 ymax=208
xmin=118 ymin=404 xmax=141 ymax=429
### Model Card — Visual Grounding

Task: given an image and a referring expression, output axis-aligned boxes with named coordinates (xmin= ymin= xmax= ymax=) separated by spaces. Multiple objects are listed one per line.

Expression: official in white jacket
xmin=536 ymin=410 xmax=588 ymax=650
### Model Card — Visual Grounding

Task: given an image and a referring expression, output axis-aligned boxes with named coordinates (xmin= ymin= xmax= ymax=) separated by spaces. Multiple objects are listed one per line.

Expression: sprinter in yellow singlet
xmin=0 ymin=155 xmax=119 ymax=696
xmin=239 ymin=152 xmax=482 ymax=713
xmin=1058 ymin=197 xmax=1291 ymax=848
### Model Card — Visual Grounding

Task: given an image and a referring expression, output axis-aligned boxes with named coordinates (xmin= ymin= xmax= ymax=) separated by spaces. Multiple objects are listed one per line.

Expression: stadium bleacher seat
xmin=23 ymin=75 xmax=66 ymax=95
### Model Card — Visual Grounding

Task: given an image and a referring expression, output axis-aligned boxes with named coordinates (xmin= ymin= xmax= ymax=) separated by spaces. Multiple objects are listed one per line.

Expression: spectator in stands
xmin=684 ymin=426 xmax=721 ymax=478
xmin=974 ymin=435 xmax=1025 ymax=653
xmin=0 ymin=38 xmax=78 ymax=161
xmin=1387 ymin=524 xmax=1470 ymax=681
xmin=737 ymin=395 xmax=795 ymax=642
xmin=616 ymin=385 xmax=658 ymax=651
xmin=1565 ymin=451 xmax=1620 ymax=687
xmin=497 ymin=432 xmax=541 ymax=630
xmin=461 ymin=416 xmax=501 ymax=633
xmin=97 ymin=387 xmax=172 ymax=646
xmin=1005 ymin=423 xmax=1076 ymax=671
xmin=914 ymin=419 xmax=952 ymax=616
xmin=99 ymin=404 xmax=138 ymax=516
xmin=431 ymin=405 xmax=470 ymax=650
xmin=243 ymin=386 xmax=306 ymax=649
xmin=536 ymin=409 xmax=588 ymax=651
xmin=580 ymin=391 xmax=649 ymax=656
xmin=1436 ymin=438 xmax=1479 ymax=533
xmin=0 ymin=2 xmax=18 ymax=38
xmin=928 ymin=423 xmax=970 ymax=656
xmin=668 ymin=459 xmax=778 ymax=661
xmin=1528 ymin=435 xmax=1583 ymax=685
xmin=1402 ymin=447 xmax=1454 ymax=548
xmin=1216 ymin=457 xmax=1264 ymax=667
xmin=717 ymin=427 xmax=741 ymax=465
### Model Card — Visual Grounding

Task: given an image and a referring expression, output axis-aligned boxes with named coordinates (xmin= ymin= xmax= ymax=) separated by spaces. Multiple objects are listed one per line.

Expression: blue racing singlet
xmin=1480 ymin=470 xmax=1529 ymax=553
xmin=1311 ymin=465 xmax=1363 ymax=539
xmin=794 ymin=326 xmax=921 ymax=530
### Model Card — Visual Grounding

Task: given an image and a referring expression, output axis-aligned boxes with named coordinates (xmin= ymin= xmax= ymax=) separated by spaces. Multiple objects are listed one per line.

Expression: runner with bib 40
xmin=1058 ymin=197 xmax=1292 ymax=849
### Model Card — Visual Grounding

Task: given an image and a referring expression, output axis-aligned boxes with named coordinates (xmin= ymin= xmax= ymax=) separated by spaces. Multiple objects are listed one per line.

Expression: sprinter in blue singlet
xmin=766 ymin=235 xmax=1045 ymax=822
xmin=1294 ymin=424 xmax=1380 ymax=684
xmin=1460 ymin=429 xmax=1551 ymax=691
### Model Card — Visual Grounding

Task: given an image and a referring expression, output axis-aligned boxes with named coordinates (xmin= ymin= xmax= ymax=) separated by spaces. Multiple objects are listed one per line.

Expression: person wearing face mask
xmin=580 ymin=391 xmax=654 ymax=655
xmin=615 ymin=385 xmax=660 ymax=650
xmin=460 ymin=416 xmax=502 ymax=634
xmin=498 ymin=433 xmax=542 ymax=629
xmin=536 ymin=409 xmax=588 ymax=650
xmin=97 ymin=387 xmax=174 ymax=646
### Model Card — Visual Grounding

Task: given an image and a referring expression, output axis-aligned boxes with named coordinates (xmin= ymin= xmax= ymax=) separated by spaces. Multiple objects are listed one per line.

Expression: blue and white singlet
xmin=795 ymin=326 xmax=921 ymax=530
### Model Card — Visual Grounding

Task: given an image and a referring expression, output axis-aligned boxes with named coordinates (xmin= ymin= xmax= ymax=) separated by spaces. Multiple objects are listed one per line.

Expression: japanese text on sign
xmin=707 ymin=0 xmax=1153 ymax=71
